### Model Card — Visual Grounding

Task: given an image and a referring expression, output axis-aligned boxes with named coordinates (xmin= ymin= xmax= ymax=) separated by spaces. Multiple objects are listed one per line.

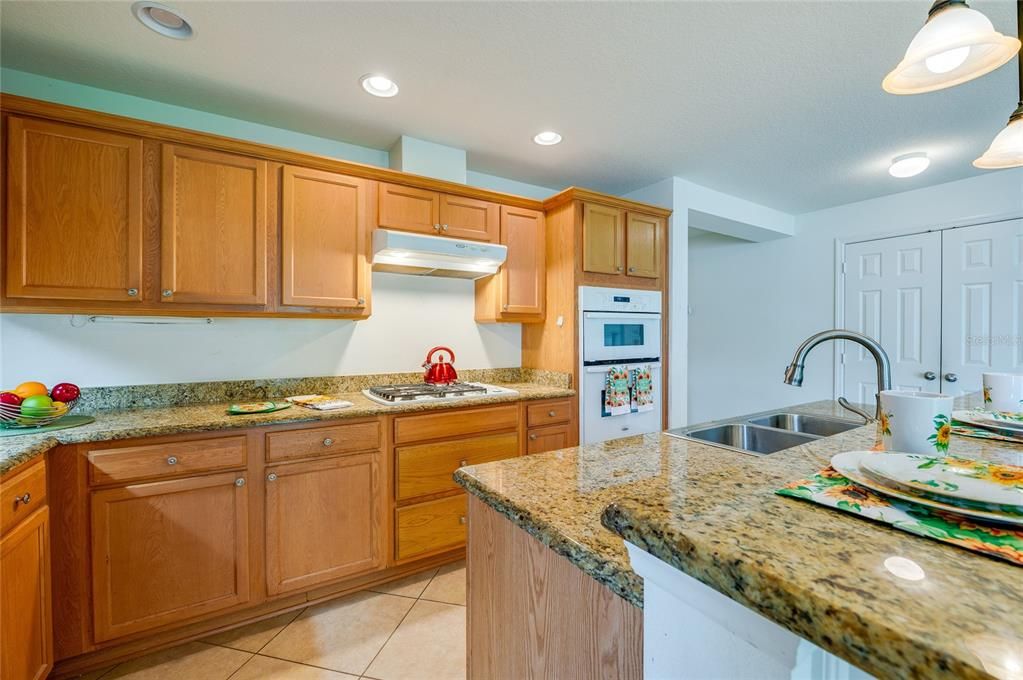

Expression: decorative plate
xmin=859 ymin=452 xmax=1023 ymax=510
xmin=227 ymin=402 xmax=292 ymax=415
xmin=830 ymin=452 xmax=1023 ymax=527
xmin=953 ymin=409 xmax=1023 ymax=433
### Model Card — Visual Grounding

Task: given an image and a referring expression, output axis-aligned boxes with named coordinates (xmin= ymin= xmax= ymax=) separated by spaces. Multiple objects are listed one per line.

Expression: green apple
xmin=20 ymin=394 xmax=53 ymax=417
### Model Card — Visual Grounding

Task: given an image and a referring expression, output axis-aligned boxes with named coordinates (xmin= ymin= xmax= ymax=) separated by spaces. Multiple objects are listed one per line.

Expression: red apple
xmin=0 ymin=391 xmax=22 ymax=407
xmin=50 ymin=382 xmax=80 ymax=403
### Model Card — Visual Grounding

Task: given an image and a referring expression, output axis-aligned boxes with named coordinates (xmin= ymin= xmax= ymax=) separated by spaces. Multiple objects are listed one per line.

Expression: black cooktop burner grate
xmin=367 ymin=382 xmax=488 ymax=402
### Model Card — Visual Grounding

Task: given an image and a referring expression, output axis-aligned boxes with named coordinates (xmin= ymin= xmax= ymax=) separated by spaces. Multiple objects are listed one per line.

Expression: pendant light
xmin=883 ymin=0 xmax=1020 ymax=95
xmin=974 ymin=1 xmax=1023 ymax=169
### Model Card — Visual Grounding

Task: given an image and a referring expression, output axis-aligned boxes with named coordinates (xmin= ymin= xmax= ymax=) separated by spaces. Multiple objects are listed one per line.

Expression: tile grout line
xmin=222 ymin=650 xmax=258 ymax=680
xmin=252 ymin=606 xmax=306 ymax=654
xmin=357 ymin=587 xmax=429 ymax=678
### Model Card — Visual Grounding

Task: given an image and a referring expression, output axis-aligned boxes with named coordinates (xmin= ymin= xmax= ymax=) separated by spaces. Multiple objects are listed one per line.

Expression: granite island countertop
xmin=454 ymin=399 xmax=1023 ymax=680
xmin=0 ymin=382 xmax=574 ymax=477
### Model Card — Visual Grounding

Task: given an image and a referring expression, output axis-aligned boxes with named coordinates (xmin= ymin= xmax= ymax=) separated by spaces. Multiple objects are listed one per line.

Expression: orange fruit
xmin=13 ymin=381 xmax=47 ymax=399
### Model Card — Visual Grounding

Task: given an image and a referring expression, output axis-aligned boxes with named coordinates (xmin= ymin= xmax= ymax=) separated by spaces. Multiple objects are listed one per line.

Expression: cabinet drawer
xmin=394 ymin=404 xmax=518 ymax=445
xmin=526 ymin=399 xmax=572 ymax=427
xmin=88 ymin=436 xmax=247 ymax=486
xmin=397 ymin=432 xmax=518 ymax=501
xmin=1 ymin=460 xmax=47 ymax=537
xmin=395 ymin=495 xmax=467 ymax=561
xmin=266 ymin=421 xmax=381 ymax=463
xmin=526 ymin=424 xmax=572 ymax=455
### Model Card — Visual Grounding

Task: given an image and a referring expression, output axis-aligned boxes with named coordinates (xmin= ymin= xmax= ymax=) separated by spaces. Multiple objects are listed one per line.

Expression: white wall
xmin=0 ymin=274 xmax=521 ymax=388
xmin=687 ymin=168 xmax=1023 ymax=424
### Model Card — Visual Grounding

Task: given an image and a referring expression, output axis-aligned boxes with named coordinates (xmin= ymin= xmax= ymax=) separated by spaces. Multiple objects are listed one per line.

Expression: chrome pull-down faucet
xmin=783 ymin=329 xmax=892 ymax=422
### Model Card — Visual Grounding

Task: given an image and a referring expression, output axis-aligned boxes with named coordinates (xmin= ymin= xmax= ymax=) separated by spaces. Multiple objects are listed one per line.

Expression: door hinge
xmin=840 ymin=351 xmax=846 ymax=365
xmin=841 ymin=261 xmax=847 ymax=274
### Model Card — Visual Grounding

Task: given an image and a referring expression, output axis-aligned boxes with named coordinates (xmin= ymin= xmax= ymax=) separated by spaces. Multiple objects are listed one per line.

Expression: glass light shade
xmin=973 ymin=112 xmax=1023 ymax=169
xmin=883 ymin=3 xmax=1020 ymax=94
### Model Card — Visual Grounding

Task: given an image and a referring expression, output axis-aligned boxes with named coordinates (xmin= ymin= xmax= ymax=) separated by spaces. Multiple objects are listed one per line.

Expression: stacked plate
xmin=830 ymin=451 xmax=1023 ymax=527
xmin=953 ymin=408 xmax=1023 ymax=440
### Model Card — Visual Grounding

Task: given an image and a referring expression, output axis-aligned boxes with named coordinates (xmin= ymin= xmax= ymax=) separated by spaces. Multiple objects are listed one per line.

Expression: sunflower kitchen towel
xmin=631 ymin=365 xmax=654 ymax=413
xmin=604 ymin=366 xmax=631 ymax=417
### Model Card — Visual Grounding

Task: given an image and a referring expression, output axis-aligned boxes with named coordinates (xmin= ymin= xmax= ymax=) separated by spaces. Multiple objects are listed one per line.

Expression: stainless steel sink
xmin=746 ymin=413 xmax=862 ymax=437
xmin=664 ymin=423 xmax=818 ymax=456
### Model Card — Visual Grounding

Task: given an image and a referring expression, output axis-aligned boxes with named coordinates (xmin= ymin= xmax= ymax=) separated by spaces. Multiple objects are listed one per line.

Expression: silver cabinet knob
xmin=944 ymin=373 xmax=958 ymax=383
xmin=459 ymin=459 xmax=468 ymax=467
xmin=322 ymin=438 xmax=334 ymax=447
xmin=502 ymin=304 xmax=509 ymax=310
xmin=13 ymin=493 xmax=31 ymax=507
xmin=529 ymin=433 xmax=538 ymax=441
xmin=628 ymin=267 xmax=636 ymax=273
xmin=127 ymin=288 xmax=139 ymax=297
xmin=162 ymin=289 xmax=173 ymax=297
xmin=166 ymin=456 xmax=178 ymax=465
xmin=267 ymin=472 xmax=278 ymax=482
xmin=434 ymin=224 xmax=442 ymax=232
xmin=235 ymin=478 xmax=246 ymax=487
xmin=442 ymin=224 xmax=449 ymax=232
xmin=924 ymin=371 xmax=937 ymax=381
xmin=458 ymin=516 xmax=466 ymax=525
xmin=357 ymin=298 xmax=365 ymax=305
xmin=616 ymin=266 xmax=623 ymax=272
xmin=548 ymin=410 xmax=556 ymax=417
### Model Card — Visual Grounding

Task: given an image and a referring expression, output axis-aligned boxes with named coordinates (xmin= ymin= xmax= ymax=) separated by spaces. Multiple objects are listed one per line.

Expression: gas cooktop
xmin=362 ymin=382 xmax=517 ymax=405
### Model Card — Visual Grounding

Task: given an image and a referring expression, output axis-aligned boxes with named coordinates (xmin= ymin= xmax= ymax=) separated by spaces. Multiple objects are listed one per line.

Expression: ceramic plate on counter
xmin=859 ymin=453 xmax=1023 ymax=511
xmin=953 ymin=409 xmax=1023 ymax=434
xmin=227 ymin=401 xmax=291 ymax=415
xmin=829 ymin=452 xmax=1023 ymax=528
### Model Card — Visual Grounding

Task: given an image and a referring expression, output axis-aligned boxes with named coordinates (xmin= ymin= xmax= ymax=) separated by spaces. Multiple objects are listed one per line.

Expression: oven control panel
xmin=579 ymin=286 xmax=662 ymax=314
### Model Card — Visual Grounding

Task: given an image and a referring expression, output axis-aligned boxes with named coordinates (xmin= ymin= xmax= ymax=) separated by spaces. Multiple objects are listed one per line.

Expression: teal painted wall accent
xmin=0 ymin=68 xmax=389 ymax=167
xmin=390 ymin=135 xmax=467 ymax=184
xmin=465 ymin=170 xmax=558 ymax=200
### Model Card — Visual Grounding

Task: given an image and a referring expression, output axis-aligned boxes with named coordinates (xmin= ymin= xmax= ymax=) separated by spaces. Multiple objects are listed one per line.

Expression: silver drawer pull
xmin=459 ymin=459 xmax=468 ymax=467
xmin=127 ymin=288 xmax=139 ymax=297
xmin=13 ymin=493 xmax=31 ymax=507
xmin=166 ymin=456 xmax=178 ymax=465
xmin=459 ymin=516 xmax=466 ymax=525
xmin=529 ymin=434 xmax=538 ymax=441
xmin=628 ymin=267 xmax=636 ymax=273
xmin=235 ymin=478 xmax=246 ymax=487
xmin=267 ymin=472 xmax=278 ymax=482
xmin=548 ymin=410 xmax=556 ymax=417
xmin=322 ymin=438 xmax=334 ymax=447
xmin=162 ymin=289 xmax=173 ymax=297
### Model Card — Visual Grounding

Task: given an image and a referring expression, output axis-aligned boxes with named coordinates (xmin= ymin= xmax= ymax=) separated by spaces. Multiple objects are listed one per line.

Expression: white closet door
xmin=843 ymin=232 xmax=942 ymax=405
xmin=940 ymin=219 xmax=1023 ymax=396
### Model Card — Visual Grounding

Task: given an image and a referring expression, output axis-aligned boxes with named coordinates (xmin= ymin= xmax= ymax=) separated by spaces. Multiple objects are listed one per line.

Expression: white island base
xmin=626 ymin=543 xmax=872 ymax=680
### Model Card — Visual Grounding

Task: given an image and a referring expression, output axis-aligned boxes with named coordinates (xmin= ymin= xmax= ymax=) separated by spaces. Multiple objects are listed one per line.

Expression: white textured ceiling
xmin=1 ymin=0 xmax=1019 ymax=212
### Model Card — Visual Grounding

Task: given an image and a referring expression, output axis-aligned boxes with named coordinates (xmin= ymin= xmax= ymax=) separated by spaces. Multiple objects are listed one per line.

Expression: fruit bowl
xmin=0 ymin=398 xmax=79 ymax=428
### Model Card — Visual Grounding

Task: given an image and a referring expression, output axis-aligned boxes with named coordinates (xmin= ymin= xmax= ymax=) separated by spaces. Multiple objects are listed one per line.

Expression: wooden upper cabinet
xmin=378 ymin=182 xmax=439 ymax=235
xmin=582 ymin=203 xmax=624 ymax=275
xmin=500 ymin=206 xmax=545 ymax=316
xmin=90 ymin=471 xmax=250 ymax=642
xmin=265 ymin=453 xmax=384 ymax=595
xmin=439 ymin=195 xmax=499 ymax=242
xmin=161 ymin=145 xmax=268 ymax=305
xmin=625 ymin=212 xmax=662 ymax=279
xmin=5 ymin=116 xmax=143 ymax=302
xmin=282 ymin=166 xmax=371 ymax=309
xmin=1 ymin=506 xmax=52 ymax=680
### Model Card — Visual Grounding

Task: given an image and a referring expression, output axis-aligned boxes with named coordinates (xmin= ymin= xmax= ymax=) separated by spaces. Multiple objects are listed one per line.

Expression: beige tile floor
xmin=80 ymin=561 xmax=466 ymax=680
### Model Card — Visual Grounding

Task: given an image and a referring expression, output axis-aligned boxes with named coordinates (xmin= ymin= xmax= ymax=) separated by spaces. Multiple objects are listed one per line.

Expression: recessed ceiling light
xmin=888 ymin=152 xmax=931 ymax=178
xmin=533 ymin=131 xmax=562 ymax=146
xmin=360 ymin=74 xmax=399 ymax=98
xmin=131 ymin=2 xmax=193 ymax=39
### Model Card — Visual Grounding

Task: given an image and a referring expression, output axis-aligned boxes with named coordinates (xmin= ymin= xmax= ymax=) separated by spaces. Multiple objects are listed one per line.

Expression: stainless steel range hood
xmin=372 ymin=229 xmax=507 ymax=280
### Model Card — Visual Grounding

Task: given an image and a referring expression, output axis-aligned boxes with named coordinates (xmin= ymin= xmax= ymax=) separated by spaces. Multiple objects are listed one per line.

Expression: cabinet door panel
xmin=6 ymin=116 xmax=143 ymax=302
xmin=397 ymin=431 xmax=518 ymax=501
xmin=378 ymin=183 xmax=439 ymax=235
xmin=501 ymin=206 xmax=545 ymax=316
xmin=526 ymin=424 xmax=572 ymax=455
xmin=90 ymin=472 xmax=250 ymax=641
xmin=440 ymin=195 xmax=498 ymax=242
xmin=582 ymin=203 xmax=623 ymax=275
xmin=282 ymin=166 xmax=370 ymax=308
xmin=265 ymin=454 xmax=383 ymax=595
xmin=0 ymin=507 xmax=52 ymax=680
xmin=626 ymin=212 xmax=662 ymax=279
xmin=395 ymin=495 xmax=467 ymax=562
xmin=161 ymin=145 xmax=268 ymax=305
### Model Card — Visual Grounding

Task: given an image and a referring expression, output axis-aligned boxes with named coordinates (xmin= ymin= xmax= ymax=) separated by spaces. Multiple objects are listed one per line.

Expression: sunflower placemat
xmin=777 ymin=468 xmax=1023 ymax=566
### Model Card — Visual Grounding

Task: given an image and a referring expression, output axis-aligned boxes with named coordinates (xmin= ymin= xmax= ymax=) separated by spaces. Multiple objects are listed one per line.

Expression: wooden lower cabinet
xmin=1 ymin=505 xmax=53 ymax=680
xmin=395 ymin=495 xmax=468 ymax=562
xmin=526 ymin=423 xmax=572 ymax=454
xmin=397 ymin=431 xmax=518 ymax=501
xmin=265 ymin=453 xmax=384 ymax=596
xmin=90 ymin=471 xmax=250 ymax=642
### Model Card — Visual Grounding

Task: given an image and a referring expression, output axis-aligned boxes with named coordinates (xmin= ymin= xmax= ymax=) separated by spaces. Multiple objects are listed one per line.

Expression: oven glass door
xmin=582 ymin=312 xmax=661 ymax=363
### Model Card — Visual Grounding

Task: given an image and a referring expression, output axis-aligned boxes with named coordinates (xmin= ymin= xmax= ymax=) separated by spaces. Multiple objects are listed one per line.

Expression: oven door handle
xmin=584 ymin=362 xmax=662 ymax=373
xmin=584 ymin=312 xmax=662 ymax=320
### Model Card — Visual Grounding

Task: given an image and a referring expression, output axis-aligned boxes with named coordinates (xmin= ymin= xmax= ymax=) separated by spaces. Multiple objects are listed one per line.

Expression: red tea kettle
xmin=422 ymin=346 xmax=458 ymax=385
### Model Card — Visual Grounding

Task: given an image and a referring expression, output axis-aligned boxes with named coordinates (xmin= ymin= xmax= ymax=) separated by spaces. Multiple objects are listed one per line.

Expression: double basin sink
xmin=664 ymin=411 xmax=865 ymax=456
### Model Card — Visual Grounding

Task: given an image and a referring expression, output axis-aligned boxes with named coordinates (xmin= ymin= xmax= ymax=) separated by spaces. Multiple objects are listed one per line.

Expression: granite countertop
xmin=454 ymin=399 xmax=1023 ymax=680
xmin=0 ymin=382 xmax=573 ymax=477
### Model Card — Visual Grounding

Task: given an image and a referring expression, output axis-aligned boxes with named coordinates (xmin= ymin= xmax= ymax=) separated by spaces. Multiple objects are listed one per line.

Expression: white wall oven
xmin=579 ymin=286 xmax=662 ymax=445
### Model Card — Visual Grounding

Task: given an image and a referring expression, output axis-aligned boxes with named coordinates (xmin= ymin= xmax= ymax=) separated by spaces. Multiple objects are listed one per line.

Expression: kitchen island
xmin=454 ymin=400 xmax=1023 ymax=679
